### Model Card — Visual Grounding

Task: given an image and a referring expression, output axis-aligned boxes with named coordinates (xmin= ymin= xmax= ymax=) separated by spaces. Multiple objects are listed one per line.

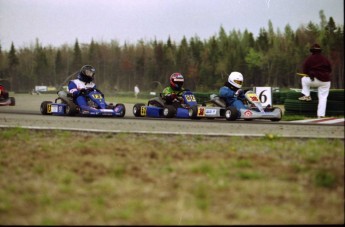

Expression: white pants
xmin=301 ymin=77 xmax=331 ymax=117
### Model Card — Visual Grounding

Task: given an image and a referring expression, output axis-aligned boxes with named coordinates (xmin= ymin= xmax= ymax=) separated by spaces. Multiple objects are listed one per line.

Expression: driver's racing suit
xmin=219 ymin=86 xmax=247 ymax=117
xmin=68 ymin=78 xmax=96 ymax=107
xmin=162 ymin=86 xmax=185 ymax=105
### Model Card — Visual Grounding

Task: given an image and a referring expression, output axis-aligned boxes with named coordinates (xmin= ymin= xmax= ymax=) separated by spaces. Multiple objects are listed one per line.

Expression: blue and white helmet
xmin=228 ymin=72 xmax=243 ymax=89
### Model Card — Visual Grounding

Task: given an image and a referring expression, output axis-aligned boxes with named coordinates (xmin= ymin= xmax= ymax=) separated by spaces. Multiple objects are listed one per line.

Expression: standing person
xmin=162 ymin=72 xmax=185 ymax=105
xmin=134 ymin=85 xmax=140 ymax=98
xmin=298 ymin=43 xmax=332 ymax=118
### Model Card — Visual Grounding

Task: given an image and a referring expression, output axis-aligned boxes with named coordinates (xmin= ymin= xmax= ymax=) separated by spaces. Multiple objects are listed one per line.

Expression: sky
xmin=0 ymin=0 xmax=344 ymax=51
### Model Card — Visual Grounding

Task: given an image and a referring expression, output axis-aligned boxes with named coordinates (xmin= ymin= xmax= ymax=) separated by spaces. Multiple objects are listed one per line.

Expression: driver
xmin=0 ymin=84 xmax=9 ymax=100
xmin=68 ymin=65 xmax=103 ymax=107
xmin=219 ymin=71 xmax=247 ymax=112
xmin=162 ymin=72 xmax=185 ymax=106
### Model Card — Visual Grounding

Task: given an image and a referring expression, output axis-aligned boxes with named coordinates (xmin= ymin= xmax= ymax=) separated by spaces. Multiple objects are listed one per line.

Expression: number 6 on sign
xmin=254 ymin=87 xmax=272 ymax=107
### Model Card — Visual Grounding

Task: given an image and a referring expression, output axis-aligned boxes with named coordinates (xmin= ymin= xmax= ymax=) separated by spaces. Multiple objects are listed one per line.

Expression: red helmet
xmin=169 ymin=73 xmax=184 ymax=90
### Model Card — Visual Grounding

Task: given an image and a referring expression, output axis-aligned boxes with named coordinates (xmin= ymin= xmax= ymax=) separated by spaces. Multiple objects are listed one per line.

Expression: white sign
xmin=35 ymin=86 xmax=47 ymax=92
xmin=254 ymin=87 xmax=272 ymax=107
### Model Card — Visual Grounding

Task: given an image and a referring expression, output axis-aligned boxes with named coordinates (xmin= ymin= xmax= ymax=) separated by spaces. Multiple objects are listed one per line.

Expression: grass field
xmin=0 ymin=128 xmax=344 ymax=225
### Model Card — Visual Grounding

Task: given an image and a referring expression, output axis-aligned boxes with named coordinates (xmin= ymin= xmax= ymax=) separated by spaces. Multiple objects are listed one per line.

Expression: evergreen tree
xmin=7 ymin=43 xmax=19 ymax=91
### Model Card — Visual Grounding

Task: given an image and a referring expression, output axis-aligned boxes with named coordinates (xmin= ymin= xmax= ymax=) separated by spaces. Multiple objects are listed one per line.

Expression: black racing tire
xmin=163 ymin=105 xmax=176 ymax=118
xmin=284 ymin=99 xmax=318 ymax=113
xmin=285 ymin=90 xmax=344 ymax=102
xmin=40 ymin=101 xmax=52 ymax=115
xmin=326 ymin=100 xmax=344 ymax=112
xmin=133 ymin=103 xmax=146 ymax=117
xmin=284 ymin=99 xmax=344 ymax=112
xmin=9 ymin=97 xmax=15 ymax=106
xmin=115 ymin=103 xmax=126 ymax=117
xmin=286 ymin=91 xmax=318 ymax=100
xmin=270 ymin=107 xmax=282 ymax=122
xmin=328 ymin=89 xmax=344 ymax=101
xmin=65 ymin=103 xmax=77 ymax=116
xmin=326 ymin=110 xmax=345 ymax=116
xmin=225 ymin=106 xmax=238 ymax=121
xmin=189 ymin=105 xmax=198 ymax=119
xmin=284 ymin=99 xmax=344 ymax=117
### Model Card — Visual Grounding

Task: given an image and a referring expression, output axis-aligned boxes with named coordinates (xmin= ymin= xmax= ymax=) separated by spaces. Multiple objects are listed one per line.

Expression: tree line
xmin=0 ymin=11 xmax=343 ymax=93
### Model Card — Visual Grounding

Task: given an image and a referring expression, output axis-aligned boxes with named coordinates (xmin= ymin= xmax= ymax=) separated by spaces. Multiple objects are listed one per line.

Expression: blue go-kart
xmin=132 ymin=90 xmax=198 ymax=118
xmin=40 ymin=88 xmax=126 ymax=117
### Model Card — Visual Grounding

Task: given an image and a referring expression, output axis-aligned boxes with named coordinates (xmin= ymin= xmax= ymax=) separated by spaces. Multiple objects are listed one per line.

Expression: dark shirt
xmin=303 ymin=52 xmax=332 ymax=82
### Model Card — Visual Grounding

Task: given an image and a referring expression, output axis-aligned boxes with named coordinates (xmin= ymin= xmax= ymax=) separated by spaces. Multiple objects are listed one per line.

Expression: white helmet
xmin=228 ymin=72 xmax=243 ymax=89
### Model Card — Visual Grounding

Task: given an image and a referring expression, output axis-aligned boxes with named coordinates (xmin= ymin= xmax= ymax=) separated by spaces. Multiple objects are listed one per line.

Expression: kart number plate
xmin=197 ymin=107 xmax=206 ymax=117
xmin=47 ymin=104 xmax=58 ymax=113
xmin=185 ymin=95 xmax=196 ymax=102
xmin=92 ymin=94 xmax=103 ymax=99
xmin=140 ymin=106 xmax=147 ymax=116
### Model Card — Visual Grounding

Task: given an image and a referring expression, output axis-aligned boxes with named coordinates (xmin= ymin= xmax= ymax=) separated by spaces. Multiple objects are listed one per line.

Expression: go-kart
xmin=0 ymin=96 xmax=15 ymax=106
xmin=189 ymin=90 xmax=282 ymax=121
xmin=133 ymin=90 xmax=198 ymax=118
xmin=40 ymin=88 xmax=126 ymax=117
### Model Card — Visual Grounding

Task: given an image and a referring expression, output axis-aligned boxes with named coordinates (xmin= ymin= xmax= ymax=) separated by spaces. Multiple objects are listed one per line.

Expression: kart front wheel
xmin=189 ymin=105 xmax=198 ymax=119
xmin=225 ymin=106 xmax=238 ymax=121
xmin=40 ymin=101 xmax=52 ymax=115
xmin=163 ymin=105 xmax=176 ymax=118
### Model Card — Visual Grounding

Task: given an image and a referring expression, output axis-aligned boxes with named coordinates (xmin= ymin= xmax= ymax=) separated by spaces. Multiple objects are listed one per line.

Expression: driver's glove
xmin=170 ymin=93 xmax=178 ymax=100
xmin=79 ymin=88 xmax=87 ymax=96
xmin=234 ymin=89 xmax=242 ymax=97
xmin=96 ymin=89 xmax=105 ymax=98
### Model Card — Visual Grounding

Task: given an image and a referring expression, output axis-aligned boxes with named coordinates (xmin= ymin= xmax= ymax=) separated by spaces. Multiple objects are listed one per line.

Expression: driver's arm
xmin=68 ymin=81 xmax=85 ymax=97
xmin=164 ymin=93 xmax=178 ymax=103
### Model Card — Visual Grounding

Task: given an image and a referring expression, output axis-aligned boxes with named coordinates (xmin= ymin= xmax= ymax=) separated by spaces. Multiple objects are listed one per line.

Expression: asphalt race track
xmin=0 ymin=94 xmax=344 ymax=139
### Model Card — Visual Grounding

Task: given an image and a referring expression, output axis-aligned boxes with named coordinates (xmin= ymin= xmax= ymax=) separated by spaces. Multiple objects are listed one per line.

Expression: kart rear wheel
xmin=40 ymin=101 xmax=52 ymax=115
xmin=115 ymin=103 xmax=126 ymax=117
xmin=163 ymin=105 xmax=176 ymax=118
xmin=133 ymin=103 xmax=145 ymax=117
xmin=225 ymin=106 xmax=238 ymax=121
xmin=270 ymin=107 xmax=282 ymax=122
xmin=65 ymin=103 xmax=77 ymax=116
xmin=10 ymin=97 xmax=15 ymax=106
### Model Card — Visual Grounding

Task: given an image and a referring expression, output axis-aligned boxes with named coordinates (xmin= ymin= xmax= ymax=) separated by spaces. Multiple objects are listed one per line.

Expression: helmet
xmin=228 ymin=72 xmax=243 ymax=89
xmin=169 ymin=73 xmax=184 ymax=90
xmin=78 ymin=65 xmax=96 ymax=83
xmin=310 ymin=43 xmax=322 ymax=53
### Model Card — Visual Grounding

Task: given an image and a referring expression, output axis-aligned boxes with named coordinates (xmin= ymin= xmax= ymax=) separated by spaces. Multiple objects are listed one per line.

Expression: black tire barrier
xmin=284 ymin=99 xmax=344 ymax=116
xmin=286 ymin=90 xmax=319 ymax=100
xmin=328 ymin=89 xmax=345 ymax=101
xmin=285 ymin=89 xmax=344 ymax=101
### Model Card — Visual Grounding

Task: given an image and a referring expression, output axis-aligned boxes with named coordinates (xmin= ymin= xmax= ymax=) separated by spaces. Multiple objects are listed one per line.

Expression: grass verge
xmin=0 ymin=128 xmax=344 ymax=225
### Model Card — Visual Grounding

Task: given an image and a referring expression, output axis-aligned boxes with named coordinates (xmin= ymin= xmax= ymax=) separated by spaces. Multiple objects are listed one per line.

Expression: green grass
xmin=0 ymin=128 xmax=344 ymax=225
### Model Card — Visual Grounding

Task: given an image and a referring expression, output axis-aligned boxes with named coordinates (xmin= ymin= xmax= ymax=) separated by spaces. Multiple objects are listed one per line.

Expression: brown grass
xmin=0 ymin=128 xmax=344 ymax=225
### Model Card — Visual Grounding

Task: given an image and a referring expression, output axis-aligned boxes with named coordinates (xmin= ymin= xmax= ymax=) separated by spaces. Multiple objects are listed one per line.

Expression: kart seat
xmin=210 ymin=95 xmax=226 ymax=108
xmin=148 ymin=96 xmax=165 ymax=108
xmin=57 ymin=90 xmax=76 ymax=107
